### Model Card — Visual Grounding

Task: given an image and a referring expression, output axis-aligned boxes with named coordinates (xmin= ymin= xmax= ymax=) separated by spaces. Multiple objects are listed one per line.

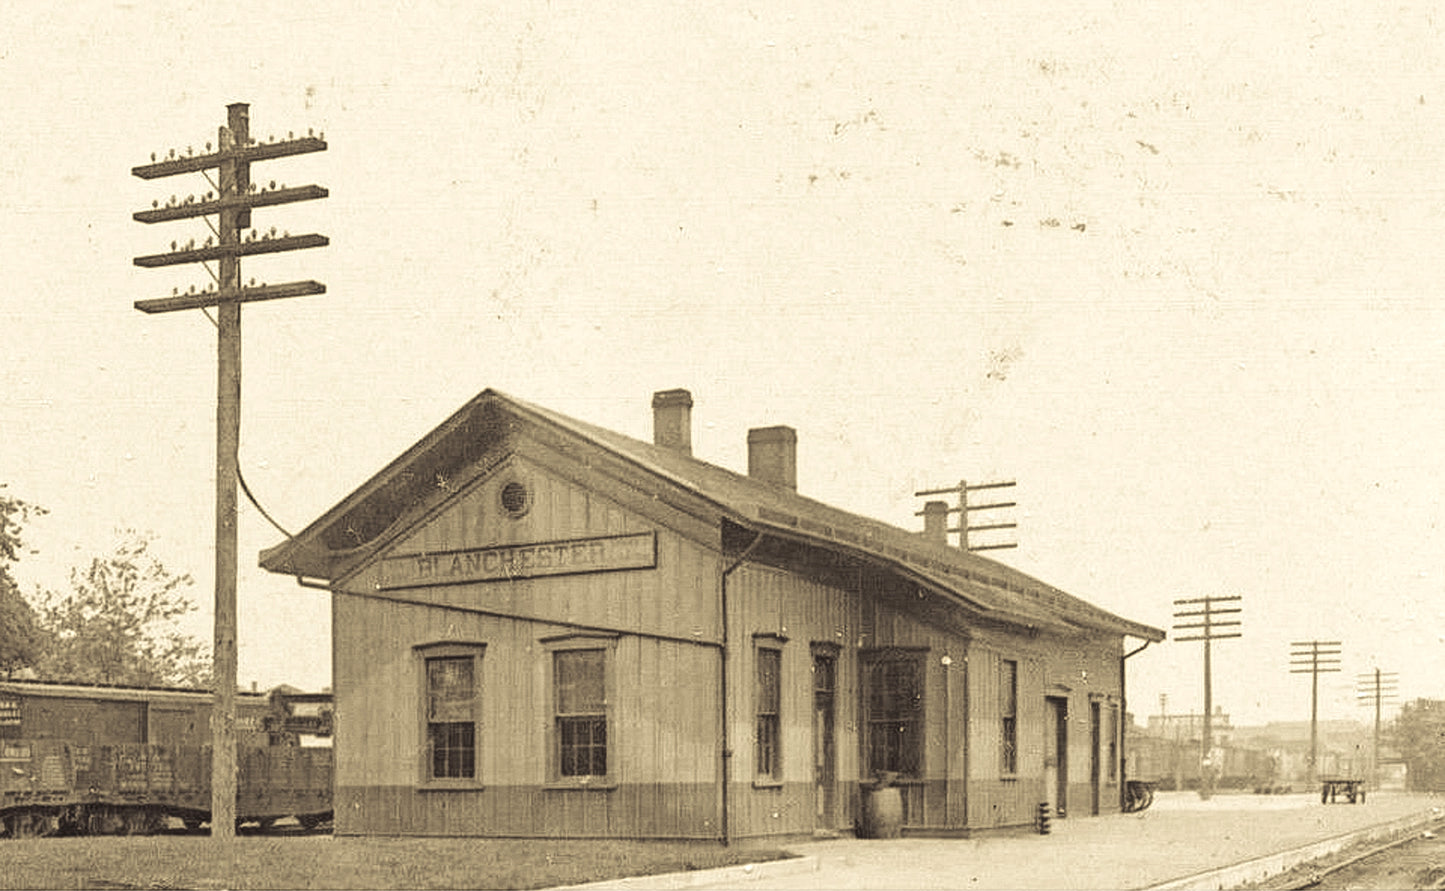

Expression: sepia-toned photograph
xmin=2 ymin=1 xmax=1443 ymax=888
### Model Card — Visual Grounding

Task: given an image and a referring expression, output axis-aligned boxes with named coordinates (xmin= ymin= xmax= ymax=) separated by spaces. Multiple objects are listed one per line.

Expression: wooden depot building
xmin=260 ymin=389 xmax=1164 ymax=841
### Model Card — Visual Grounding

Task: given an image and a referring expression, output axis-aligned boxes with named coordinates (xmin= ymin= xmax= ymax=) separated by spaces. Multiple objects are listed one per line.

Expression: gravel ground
xmin=1248 ymin=821 xmax=1445 ymax=890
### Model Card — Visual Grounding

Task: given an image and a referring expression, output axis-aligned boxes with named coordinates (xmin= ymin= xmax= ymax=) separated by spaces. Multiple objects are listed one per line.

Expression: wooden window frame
xmin=753 ymin=636 xmax=784 ymax=786
xmin=860 ymin=647 xmax=927 ymax=781
xmin=543 ymin=633 xmax=618 ymax=790
xmin=414 ymin=641 xmax=486 ymax=790
xmin=1000 ymin=658 xmax=1019 ymax=777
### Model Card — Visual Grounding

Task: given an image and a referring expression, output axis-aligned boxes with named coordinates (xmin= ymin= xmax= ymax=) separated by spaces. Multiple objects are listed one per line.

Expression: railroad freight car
xmin=0 ymin=679 xmax=332 ymax=837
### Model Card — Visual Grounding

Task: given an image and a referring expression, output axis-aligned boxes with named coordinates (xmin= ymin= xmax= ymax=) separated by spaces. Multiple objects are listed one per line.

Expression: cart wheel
xmin=299 ymin=814 xmax=324 ymax=831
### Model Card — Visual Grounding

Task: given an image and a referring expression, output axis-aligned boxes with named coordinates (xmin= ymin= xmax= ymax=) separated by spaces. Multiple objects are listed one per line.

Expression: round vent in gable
xmin=499 ymin=480 xmax=531 ymax=518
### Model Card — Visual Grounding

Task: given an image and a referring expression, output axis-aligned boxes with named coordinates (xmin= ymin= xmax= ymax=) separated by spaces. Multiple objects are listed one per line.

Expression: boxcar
xmin=0 ymin=680 xmax=332 ymax=836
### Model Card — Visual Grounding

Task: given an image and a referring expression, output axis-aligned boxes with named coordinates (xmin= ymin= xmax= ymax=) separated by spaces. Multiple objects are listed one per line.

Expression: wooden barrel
xmin=859 ymin=785 xmax=903 ymax=838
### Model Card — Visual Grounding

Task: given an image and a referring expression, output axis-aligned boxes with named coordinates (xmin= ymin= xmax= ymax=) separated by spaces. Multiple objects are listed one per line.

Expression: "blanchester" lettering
xmin=380 ymin=532 xmax=655 ymax=590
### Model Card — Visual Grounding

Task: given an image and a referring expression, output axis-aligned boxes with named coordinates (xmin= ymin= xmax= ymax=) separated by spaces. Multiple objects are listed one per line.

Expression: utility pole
xmin=1172 ymin=595 xmax=1242 ymax=800
xmin=1160 ymin=693 xmax=1183 ymax=791
xmin=131 ymin=103 xmax=328 ymax=838
xmin=1355 ymin=668 xmax=1397 ymax=789
xmin=914 ymin=479 xmax=1018 ymax=552
xmin=1290 ymin=640 xmax=1342 ymax=785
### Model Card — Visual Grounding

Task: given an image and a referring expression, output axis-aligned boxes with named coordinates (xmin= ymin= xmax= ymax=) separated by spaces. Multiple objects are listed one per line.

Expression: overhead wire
xmin=196 ymin=307 xmax=295 ymax=541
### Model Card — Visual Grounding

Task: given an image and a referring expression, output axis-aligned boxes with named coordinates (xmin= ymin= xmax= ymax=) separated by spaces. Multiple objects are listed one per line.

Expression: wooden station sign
xmin=378 ymin=532 xmax=657 ymax=590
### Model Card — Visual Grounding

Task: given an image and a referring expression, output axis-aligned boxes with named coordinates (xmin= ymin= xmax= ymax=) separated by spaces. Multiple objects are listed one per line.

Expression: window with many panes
xmin=1000 ymin=658 xmax=1018 ymax=775
xmin=755 ymin=646 xmax=782 ymax=780
xmin=554 ymin=648 xmax=608 ymax=778
xmin=861 ymin=651 xmax=923 ymax=778
xmin=416 ymin=643 xmax=484 ymax=785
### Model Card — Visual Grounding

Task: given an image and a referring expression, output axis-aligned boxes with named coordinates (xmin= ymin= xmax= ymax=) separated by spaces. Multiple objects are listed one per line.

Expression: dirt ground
xmin=0 ymin=834 xmax=791 ymax=890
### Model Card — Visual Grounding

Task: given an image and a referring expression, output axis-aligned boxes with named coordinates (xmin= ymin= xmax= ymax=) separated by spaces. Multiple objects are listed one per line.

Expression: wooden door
xmin=812 ymin=650 xmax=837 ymax=829
xmin=1045 ymin=697 xmax=1068 ymax=817
xmin=1090 ymin=701 xmax=1102 ymax=815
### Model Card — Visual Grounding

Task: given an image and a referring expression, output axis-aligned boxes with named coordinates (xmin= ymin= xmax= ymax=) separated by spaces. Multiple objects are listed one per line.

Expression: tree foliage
xmin=0 ymin=487 xmax=45 ymax=673
xmin=32 ymin=530 xmax=211 ymax=688
xmin=1390 ymin=698 xmax=1445 ymax=792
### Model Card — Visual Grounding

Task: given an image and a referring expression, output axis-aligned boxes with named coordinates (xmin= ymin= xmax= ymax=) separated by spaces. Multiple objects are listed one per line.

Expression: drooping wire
xmin=195 ymin=307 xmax=295 ymax=541
xmin=238 ymin=467 xmax=294 ymax=540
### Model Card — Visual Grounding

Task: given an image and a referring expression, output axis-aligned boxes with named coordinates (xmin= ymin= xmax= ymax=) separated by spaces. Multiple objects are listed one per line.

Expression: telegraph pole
xmin=1172 ymin=595 xmax=1242 ymax=800
xmin=1356 ymin=668 xmax=1397 ymax=789
xmin=131 ymin=103 xmax=327 ymax=838
xmin=915 ymin=479 xmax=1018 ymax=552
xmin=1290 ymin=640 xmax=1342 ymax=785
xmin=1160 ymin=693 xmax=1183 ymax=791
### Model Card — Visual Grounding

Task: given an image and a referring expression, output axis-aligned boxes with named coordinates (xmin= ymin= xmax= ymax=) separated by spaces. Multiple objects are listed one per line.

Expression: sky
xmin=1 ymin=0 xmax=1441 ymax=726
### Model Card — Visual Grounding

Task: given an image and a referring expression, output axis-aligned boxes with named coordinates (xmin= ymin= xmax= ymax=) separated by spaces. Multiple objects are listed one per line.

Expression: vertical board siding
xmin=967 ymin=778 xmax=1044 ymax=829
xmin=334 ymin=588 xmax=721 ymax=837
xmin=966 ymin=644 xmax=1049 ymax=827
xmin=336 ymin=555 xmax=1127 ymax=839
xmin=359 ymin=456 xmax=721 ymax=647
xmin=1019 ymin=657 xmax=1046 ymax=777
xmin=1033 ymin=636 xmax=1125 ymax=817
xmin=726 ymin=562 xmax=1017 ymax=836
xmin=966 ymin=627 xmax=1128 ymax=825
xmin=327 ymin=440 xmax=1133 ymax=838
xmin=729 ymin=562 xmax=862 ymax=838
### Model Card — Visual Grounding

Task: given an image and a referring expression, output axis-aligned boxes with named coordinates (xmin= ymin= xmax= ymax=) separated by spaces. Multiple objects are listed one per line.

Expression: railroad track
xmin=1273 ymin=816 xmax=1445 ymax=890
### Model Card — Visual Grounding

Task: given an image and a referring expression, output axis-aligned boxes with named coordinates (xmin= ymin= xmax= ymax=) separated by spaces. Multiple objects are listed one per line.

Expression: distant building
xmin=1230 ymin=719 xmax=1368 ymax=749
xmin=1231 ymin=720 xmax=1371 ymax=780
xmin=262 ymin=388 xmax=1163 ymax=840
xmin=1129 ymin=711 xmax=1373 ymax=790
xmin=1145 ymin=707 xmax=1233 ymax=744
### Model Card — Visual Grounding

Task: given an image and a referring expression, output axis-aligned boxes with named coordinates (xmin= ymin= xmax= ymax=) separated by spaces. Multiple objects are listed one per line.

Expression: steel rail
xmin=1282 ymin=815 xmax=1445 ymax=890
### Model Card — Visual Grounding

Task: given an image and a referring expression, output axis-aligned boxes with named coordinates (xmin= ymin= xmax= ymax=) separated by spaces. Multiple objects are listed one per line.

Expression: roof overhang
xmin=260 ymin=388 xmax=1165 ymax=644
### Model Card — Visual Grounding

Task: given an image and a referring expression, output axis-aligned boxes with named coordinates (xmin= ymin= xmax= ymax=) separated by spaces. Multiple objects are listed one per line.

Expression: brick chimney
xmin=651 ymin=389 xmax=693 ymax=455
xmin=747 ymin=425 xmax=797 ymax=490
xmin=923 ymin=500 xmax=950 ymax=546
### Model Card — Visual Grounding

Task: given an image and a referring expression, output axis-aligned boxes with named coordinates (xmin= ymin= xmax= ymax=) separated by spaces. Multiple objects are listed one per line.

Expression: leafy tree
xmin=33 ymin=530 xmax=211 ymax=688
xmin=1390 ymin=698 xmax=1445 ymax=792
xmin=0 ymin=487 xmax=45 ymax=674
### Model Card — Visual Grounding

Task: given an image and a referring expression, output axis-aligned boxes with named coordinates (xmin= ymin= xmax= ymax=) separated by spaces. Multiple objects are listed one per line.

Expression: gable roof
xmin=260 ymin=389 xmax=1164 ymax=642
